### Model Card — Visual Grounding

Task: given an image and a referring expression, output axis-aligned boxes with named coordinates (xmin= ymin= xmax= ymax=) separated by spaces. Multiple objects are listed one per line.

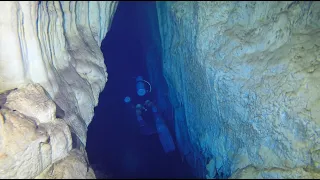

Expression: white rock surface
xmin=0 ymin=84 xmax=72 ymax=178
xmin=0 ymin=1 xmax=118 ymax=179
xmin=156 ymin=1 xmax=320 ymax=178
xmin=35 ymin=149 xmax=96 ymax=179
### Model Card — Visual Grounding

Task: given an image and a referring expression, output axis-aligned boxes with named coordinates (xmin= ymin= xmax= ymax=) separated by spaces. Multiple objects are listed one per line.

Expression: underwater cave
xmin=0 ymin=1 xmax=319 ymax=179
xmin=86 ymin=2 xmax=195 ymax=178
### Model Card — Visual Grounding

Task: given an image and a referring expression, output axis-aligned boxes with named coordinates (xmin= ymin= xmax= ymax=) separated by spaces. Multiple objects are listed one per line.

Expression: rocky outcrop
xmin=35 ymin=149 xmax=96 ymax=179
xmin=156 ymin=1 xmax=320 ymax=178
xmin=0 ymin=1 xmax=117 ymax=178
xmin=0 ymin=84 xmax=73 ymax=178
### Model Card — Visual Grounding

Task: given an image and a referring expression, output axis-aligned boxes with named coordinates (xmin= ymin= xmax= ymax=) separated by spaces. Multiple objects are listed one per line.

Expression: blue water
xmin=86 ymin=2 xmax=195 ymax=179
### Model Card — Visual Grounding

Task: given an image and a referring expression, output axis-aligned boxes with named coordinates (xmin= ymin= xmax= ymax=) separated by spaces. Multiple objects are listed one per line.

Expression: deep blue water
xmin=86 ymin=2 xmax=194 ymax=179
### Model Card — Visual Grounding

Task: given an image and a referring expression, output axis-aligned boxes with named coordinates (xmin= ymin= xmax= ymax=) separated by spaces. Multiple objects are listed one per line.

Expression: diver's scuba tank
xmin=135 ymin=76 xmax=152 ymax=97
xmin=123 ymin=76 xmax=152 ymax=108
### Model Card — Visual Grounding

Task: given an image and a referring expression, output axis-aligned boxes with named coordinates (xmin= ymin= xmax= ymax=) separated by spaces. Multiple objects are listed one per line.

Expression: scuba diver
xmin=124 ymin=76 xmax=156 ymax=135
xmin=123 ymin=76 xmax=176 ymax=153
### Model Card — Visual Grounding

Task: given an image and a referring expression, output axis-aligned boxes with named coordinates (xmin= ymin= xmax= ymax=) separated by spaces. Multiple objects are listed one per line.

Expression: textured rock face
xmin=0 ymin=1 xmax=117 ymax=179
xmin=35 ymin=149 xmax=96 ymax=179
xmin=0 ymin=84 xmax=72 ymax=178
xmin=156 ymin=1 xmax=320 ymax=178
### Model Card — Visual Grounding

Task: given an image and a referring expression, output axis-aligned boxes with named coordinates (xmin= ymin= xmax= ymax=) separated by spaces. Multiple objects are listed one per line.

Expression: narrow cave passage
xmin=86 ymin=2 xmax=195 ymax=179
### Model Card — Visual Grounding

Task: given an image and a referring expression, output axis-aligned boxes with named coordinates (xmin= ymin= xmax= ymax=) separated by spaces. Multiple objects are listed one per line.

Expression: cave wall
xmin=156 ymin=1 xmax=320 ymax=178
xmin=0 ymin=1 xmax=117 ymax=178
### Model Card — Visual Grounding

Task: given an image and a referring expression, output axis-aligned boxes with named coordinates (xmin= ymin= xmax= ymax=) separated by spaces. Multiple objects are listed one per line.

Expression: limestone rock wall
xmin=156 ymin=1 xmax=320 ymax=178
xmin=0 ymin=1 xmax=118 ymax=179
